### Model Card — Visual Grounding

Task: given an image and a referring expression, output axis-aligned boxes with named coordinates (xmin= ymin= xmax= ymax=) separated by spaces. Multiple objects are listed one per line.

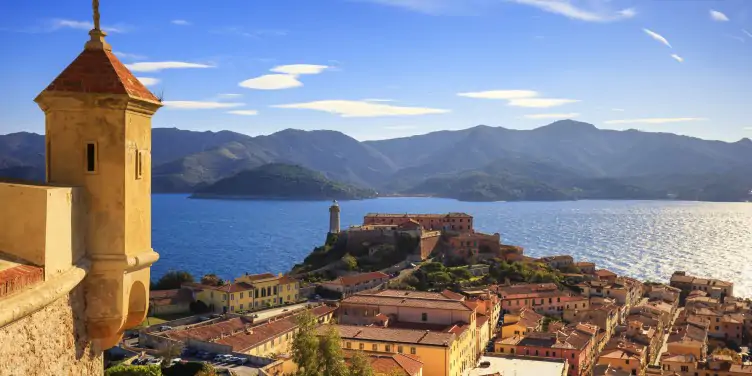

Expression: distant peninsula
xmin=190 ymin=163 xmax=378 ymax=201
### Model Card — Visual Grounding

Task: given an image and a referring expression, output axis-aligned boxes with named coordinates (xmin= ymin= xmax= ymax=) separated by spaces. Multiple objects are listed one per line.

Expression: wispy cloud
xmin=524 ymin=113 xmax=580 ymax=119
xmin=113 ymin=51 xmax=147 ymax=61
xmin=136 ymin=77 xmax=160 ymax=86
xmin=671 ymin=54 xmax=684 ymax=63
xmin=457 ymin=90 xmax=538 ymax=99
xmin=217 ymin=93 xmax=243 ymax=99
xmin=612 ymin=108 xmax=626 ymax=112
xmin=643 ymin=28 xmax=672 ymax=48
xmin=47 ymin=19 xmax=127 ymax=33
xmin=605 ymin=118 xmax=707 ymax=125
xmin=269 ymin=64 xmax=329 ymax=75
xmin=171 ymin=19 xmax=191 ymax=26
xmin=724 ymin=34 xmax=745 ymax=43
xmin=163 ymin=101 xmax=245 ymax=110
xmin=272 ymin=100 xmax=449 ymax=117
xmin=227 ymin=110 xmax=259 ymax=116
xmin=363 ymin=98 xmax=394 ymax=102
xmin=710 ymin=10 xmax=729 ymax=22
xmin=239 ymin=63 xmax=330 ymax=90
xmin=355 ymin=0 xmax=478 ymax=15
xmin=510 ymin=0 xmax=636 ymax=23
xmin=126 ymin=62 xmax=214 ymax=72
xmin=457 ymin=89 xmax=578 ymax=108
xmin=239 ymin=74 xmax=303 ymax=90
xmin=212 ymin=27 xmax=288 ymax=38
xmin=743 ymin=29 xmax=752 ymax=38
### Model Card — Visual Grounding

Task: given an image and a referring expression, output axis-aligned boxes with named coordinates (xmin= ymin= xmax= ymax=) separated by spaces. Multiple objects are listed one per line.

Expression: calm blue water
xmin=152 ymin=195 xmax=752 ymax=298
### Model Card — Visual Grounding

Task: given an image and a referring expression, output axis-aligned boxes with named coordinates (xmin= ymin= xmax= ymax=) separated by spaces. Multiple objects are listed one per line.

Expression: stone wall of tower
xmin=329 ymin=205 xmax=340 ymax=234
xmin=0 ymin=284 xmax=102 ymax=376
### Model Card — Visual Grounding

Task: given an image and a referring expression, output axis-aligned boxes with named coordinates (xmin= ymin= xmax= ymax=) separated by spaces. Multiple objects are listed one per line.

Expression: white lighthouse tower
xmin=329 ymin=200 xmax=340 ymax=234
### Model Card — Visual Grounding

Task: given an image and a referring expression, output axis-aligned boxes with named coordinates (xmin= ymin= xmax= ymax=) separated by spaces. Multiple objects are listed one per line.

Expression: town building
xmin=596 ymin=270 xmax=619 ymax=284
xmin=464 ymin=354 xmax=569 ymax=376
xmin=235 ymin=272 xmax=301 ymax=307
xmin=333 ymin=289 xmax=479 ymax=376
xmin=319 ymin=271 xmax=390 ymax=298
xmin=564 ymin=301 xmax=620 ymax=340
xmin=579 ymin=278 xmax=644 ymax=308
xmin=184 ymin=273 xmax=300 ymax=313
xmin=447 ymin=232 xmax=502 ymax=259
xmin=597 ymin=338 xmax=649 ymax=376
xmin=494 ymin=283 xmax=591 ymax=317
xmin=363 ymin=213 xmax=474 ymax=233
xmin=0 ymin=4 xmax=161 ymax=374
xmin=660 ymin=353 xmax=752 ymax=376
xmin=576 ymin=262 xmax=597 ymax=275
xmin=670 ymin=272 xmax=734 ymax=301
xmin=149 ymin=288 xmax=194 ymax=316
xmin=343 ymin=352 xmax=424 ymax=376
xmin=537 ymin=255 xmax=575 ymax=270
xmin=501 ymin=307 xmax=544 ymax=339
xmin=495 ymin=324 xmax=598 ymax=376
xmin=152 ymin=305 xmax=335 ymax=370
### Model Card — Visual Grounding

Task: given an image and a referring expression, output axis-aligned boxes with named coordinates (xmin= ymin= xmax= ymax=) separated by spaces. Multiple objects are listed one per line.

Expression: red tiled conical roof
xmin=42 ymin=47 xmax=159 ymax=102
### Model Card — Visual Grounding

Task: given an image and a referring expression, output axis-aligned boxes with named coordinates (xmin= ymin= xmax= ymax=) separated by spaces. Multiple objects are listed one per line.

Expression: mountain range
xmin=1 ymin=120 xmax=751 ymax=202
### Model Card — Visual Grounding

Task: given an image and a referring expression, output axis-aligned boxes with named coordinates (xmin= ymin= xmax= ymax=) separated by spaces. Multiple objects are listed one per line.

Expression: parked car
xmin=158 ymin=325 xmax=173 ymax=331
xmin=147 ymin=358 xmax=162 ymax=366
xmin=233 ymin=357 xmax=247 ymax=365
xmin=198 ymin=316 xmax=209 ymax=321
xmin=213 ymin=355 xmax=226 ymax=362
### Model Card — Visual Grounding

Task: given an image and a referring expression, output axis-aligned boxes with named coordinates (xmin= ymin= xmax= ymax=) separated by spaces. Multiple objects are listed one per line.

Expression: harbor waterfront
xmin=152 ymin=195 xmax=752 ymax=298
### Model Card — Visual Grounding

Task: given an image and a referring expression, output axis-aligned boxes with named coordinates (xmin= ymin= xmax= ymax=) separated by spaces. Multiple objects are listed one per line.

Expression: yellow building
xmin=500 ymin=307 xmax=544 ymax=339
xmin=0 ymin=4 xmax=160 ymax=374
xmin=235 ymin=273 xmax=301 ymax=308
xmin=185 ymin=282 xmax=256 ymax=313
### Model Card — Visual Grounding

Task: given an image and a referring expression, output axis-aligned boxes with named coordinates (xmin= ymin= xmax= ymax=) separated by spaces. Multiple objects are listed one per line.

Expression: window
xmin=135 ymin=150 xmax=144 ymax=179
xmin=500 ymin=348 xmax=504 ymax=353
xmin=422 ymin=313 xmax=428 ymax=321
xmin=410 ymin=347 xmax=416 ymax=355
xmin=553 ymin=352 xmax=556 ymax=357
xmin=346 ymin=342 xmax=351 ymax=349
xmin=344 ymin=309 xmax=349 ymax=316
xmin=398 ymin=346 xmax=403 ymax=353
xmin=571 ymin=354 xmax=575 ymax=358
xmin=231 ymin=294 xmax=234 ymax=300
xmin=261 ymin=289 xmax=266 ymax=298
xmin=85 ymin=142 xmax=97 ymax=173
xmin=359 ymin=343 xmax=364 ymax=350
xmin=372 ymin=344 xmax=378 ymax=351
xmin=681 ymin=366 xmax=689 ymax=372
xmin=626 ymin=360 xmax=630 ymax=364
xmin=385 ymin=345 xmax=392 ymax=352
xmin=546 ymin=351 xmax=549 ymax=356
xmin=240 ymin=304 xmax=243 ymax=310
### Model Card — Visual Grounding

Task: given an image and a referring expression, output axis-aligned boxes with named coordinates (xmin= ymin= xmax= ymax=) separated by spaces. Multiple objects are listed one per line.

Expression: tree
xmin=189 ymin=300 xmax=210 ymax=314
xmin=349 ymin=351 xmax=374 ymax=376
xmin=154 ymin=270 xmax=194 ymax=290
xmin=157 ymin=342 xmax=183 ymax=365
xmin=291 ymin=311 xmax=320 ymax=376
xmin=200 ymin=274 xmax=224 ymax=286
xmin=449 ymin=267 xmax=473 ymax=280
xmin=104 ymin=364 xmax=161 ymax=376
xmin=318 ymin=324 xmax=348 ymax=376
xmin=342 ymin=254 xmax=358 ymax=271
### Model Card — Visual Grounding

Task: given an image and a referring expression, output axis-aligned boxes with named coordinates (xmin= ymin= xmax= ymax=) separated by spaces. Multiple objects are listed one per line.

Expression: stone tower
xmin=34 ymin=13 xmax=162 ymax=348
xmin=329 ymin=200 xmax=340 ymax=234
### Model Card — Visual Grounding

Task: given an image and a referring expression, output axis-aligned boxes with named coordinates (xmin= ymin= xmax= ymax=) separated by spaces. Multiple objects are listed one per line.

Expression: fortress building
xmin=0 ymin=3 xmax=161 ymax=374
xmin=363 ymin=212 xmax=474 ymax=233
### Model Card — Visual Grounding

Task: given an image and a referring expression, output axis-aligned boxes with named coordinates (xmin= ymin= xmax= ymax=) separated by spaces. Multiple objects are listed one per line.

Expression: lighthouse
xmin=329 ymin=200 xmax=340 ymax=234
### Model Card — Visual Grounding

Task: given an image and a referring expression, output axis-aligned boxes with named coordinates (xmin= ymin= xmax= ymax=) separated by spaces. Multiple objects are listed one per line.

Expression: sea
xmin=152 ymin=195 xmax=752 ymax=298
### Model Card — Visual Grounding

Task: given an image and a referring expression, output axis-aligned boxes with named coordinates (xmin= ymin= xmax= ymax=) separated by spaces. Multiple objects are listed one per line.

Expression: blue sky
xmin=0 ymin=0 xmax=750 ymax=141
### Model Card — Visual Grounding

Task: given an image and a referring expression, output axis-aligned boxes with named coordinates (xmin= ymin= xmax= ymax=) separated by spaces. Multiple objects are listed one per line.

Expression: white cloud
xmin=643 ymin=28 xmax=672 ymax=48
xmin=136 ymin=77 xmax=160 ymax=86
xmin=363 ymin=98 xmax=394 ymax=102
xmin=270 ymin=64 xmax=329 ymax=75
xmin=125 ymin=62 xmax=214 ymax=72
xmin=671 ymin=54 xmax=684 ymax=63
xmin=743 ymin=29 xmax=752 ymax=38
xmin=357 ymin=0 xmax=470 ymax=15
xmin=604 ymin=118 xmax=707 ymax=125
xmin=457 ymin=90 xmax=538 ymax=99
xmin=171 ymin=19 xmax=191 ymax=26
xmin=50 ymin=19 xmax=125 ymax=33
xmin=710 ymin=10 xmax=729 ymax=22
xmin=239 ymin=74 xmax=303 ymax=90
xmin=524 ymin=113 xmax=580 ymax=119
xmin=725 ymin=34 xmax=745 ymax=43
xmin=227 ymin=110 xmax=259 ymax=116
xmin=113 ymin=51 xmax=147 ymax=60
xmin=612 ymin=108 xmax=626 ymax=112
xmin=218 ymin=93 xmax=243 ymax=98
xmin=272 ymin=100 xmax=449 ymax=117
xmin=458 ymin=89 xmax=578 ymax=108
xmin=508 ymin=98 xmax=580 ymax=108
xmin=510 ymin=0 xmax=636 ymax=23
xmin=163 ymin=101 xmax=245 ymax=110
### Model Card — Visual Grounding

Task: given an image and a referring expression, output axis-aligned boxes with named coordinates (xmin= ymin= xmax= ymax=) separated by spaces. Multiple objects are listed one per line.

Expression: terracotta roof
xmin=42 ymin=47 xmax=158 ymax=102
xmin=326 ymin=272 xmax=389 ymax=287
xmin=364 ymin=289 xmax=465 ymax=301
xmin=149 ymin=288 xmax=194 ymax=306
xmin=343 ymin=352 xmax=423 ymax=376
xmin=0 ymin=260 xmax=44 ymax=299
xmin=242 ymin=273 xmax=276 ymax=282
xmin=182 ymin=282 xmax=255 ymax=293
xmin=342 ymin=294 xmax=471 ymax=311
xmin=330 ymin=324 xmax=456 ymax=346
xmin=364 ymin=212 xmax=472 ymax=218
xmin=277 ymin=275 xmax=298 ymax=285
xmin=595 ymin=269 xmax=618 ymax=278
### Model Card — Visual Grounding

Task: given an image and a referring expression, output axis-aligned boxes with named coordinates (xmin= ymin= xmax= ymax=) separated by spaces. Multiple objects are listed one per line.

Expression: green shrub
xmin=105 ymin=364 xmax=162 ymax=376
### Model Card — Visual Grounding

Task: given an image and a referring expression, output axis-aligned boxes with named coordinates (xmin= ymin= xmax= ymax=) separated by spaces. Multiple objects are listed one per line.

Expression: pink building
xmin=363 ymin=213 xmax=474 ymax=233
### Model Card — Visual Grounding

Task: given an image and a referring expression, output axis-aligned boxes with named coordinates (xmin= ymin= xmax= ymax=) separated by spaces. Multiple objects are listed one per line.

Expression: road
xmin=652 ymin=307 xmax=684 ymax=366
